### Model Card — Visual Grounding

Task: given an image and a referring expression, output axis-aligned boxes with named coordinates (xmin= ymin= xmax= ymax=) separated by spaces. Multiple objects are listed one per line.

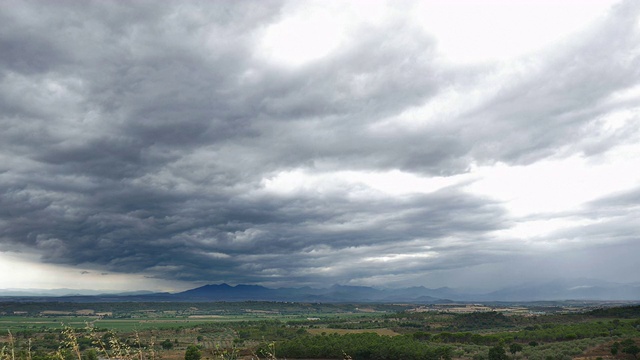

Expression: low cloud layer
xmin=1 ymin=0 xmax=639 ymax=290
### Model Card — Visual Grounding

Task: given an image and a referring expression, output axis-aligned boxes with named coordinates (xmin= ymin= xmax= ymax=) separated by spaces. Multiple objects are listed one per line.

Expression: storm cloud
xmin=1 ymin=0 xmax=639 ymax=290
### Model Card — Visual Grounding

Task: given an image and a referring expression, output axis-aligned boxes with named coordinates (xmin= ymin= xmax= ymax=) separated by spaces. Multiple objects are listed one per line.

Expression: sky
xmin=1 ymin=0 xmax=639 ymax=293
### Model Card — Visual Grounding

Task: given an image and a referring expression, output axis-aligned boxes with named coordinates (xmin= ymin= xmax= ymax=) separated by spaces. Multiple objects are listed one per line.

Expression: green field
xmin=1 ymin=301 xmax=639 ymax=360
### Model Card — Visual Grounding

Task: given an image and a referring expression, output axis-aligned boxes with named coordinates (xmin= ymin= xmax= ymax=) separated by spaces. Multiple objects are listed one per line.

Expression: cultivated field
xmin=1 ymin=301 xmax=639 ymax=360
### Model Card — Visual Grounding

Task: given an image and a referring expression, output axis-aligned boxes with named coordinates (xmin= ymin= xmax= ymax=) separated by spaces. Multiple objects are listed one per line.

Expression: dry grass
xmin=2 ymin=325 xmax=248 ymax=360
xmin=1 ymin=330 xmax=16 ymax=360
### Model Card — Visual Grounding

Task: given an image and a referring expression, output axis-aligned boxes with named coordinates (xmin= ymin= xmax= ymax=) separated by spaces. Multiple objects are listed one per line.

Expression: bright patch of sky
xmin=261 ymin=169 xmax=464 ymax=197
xmin=468 ymin=153 xmax=640 ymax=216
xmin=413 ymin=0 xmax=617 ymax=64
xmin=258 ymin=1 xmax=389 ymax=66
xmin=259 ymin=0 xmax=618 ymax=67
xmin=0 ymin=252 xmax=187 ymax=292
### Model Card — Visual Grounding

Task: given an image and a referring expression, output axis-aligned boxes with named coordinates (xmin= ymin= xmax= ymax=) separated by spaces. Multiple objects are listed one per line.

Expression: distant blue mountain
xmin=173 ymin=283 xmax=449 ymax=303
xmin=172 ymin=279 xmax=640 ymax=302
xmin=2 ymin=279 xmax=639 ymax=302
xmin=177 ymin=283 xmax=281 ymax=301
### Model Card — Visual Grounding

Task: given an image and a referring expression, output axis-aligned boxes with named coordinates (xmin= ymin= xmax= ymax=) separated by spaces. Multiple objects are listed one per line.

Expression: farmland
xmin=1 ymin=301 xmax=639 ymax=360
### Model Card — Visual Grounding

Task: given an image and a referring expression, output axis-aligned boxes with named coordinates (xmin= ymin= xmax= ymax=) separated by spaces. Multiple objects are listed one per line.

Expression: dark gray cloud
xmin=1 ymin=0 xmax=639 ymax=289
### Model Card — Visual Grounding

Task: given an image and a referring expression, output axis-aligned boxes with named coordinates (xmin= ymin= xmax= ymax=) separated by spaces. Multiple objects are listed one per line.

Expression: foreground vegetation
xmin=1 ymin=301 xmax=639 ymax=360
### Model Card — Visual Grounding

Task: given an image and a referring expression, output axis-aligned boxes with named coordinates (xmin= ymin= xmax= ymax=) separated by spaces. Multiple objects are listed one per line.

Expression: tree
xmin=621 ymin=339 xmax=635 ymax=347
xmin=613 ymin=319 xmax=621 ymax=327
xmin=161 ymin=339 xmax=173 ymax=350
xmin=413 ymin=331 xmax=431 ymax=341
xmin=84 ymin=349 xmax=98 ymax=360
xmin=623 ymin=345 xmax=640 ymax=359
xmin=185 ymin=345 xmax=201 ymax=360
xmin=509 ymin=343 xmax=523 ymax=357
xmin=488 ymin=345 xmax=508 ymax=360
xmin=611 ymin=341 xmax=620 ymax=356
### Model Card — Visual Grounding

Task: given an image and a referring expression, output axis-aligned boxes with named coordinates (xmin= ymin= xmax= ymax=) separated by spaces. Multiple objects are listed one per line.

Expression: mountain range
xmin=1 ymin=279 xmax=639 ymax=302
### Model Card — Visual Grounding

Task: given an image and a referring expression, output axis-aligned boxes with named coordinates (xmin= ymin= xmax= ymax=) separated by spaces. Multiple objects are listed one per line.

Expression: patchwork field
xmin=1 ymin=301 xmax=639 ymax=360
